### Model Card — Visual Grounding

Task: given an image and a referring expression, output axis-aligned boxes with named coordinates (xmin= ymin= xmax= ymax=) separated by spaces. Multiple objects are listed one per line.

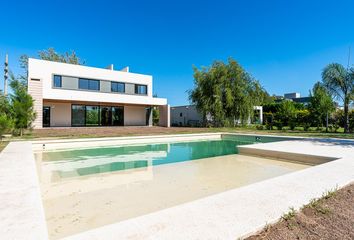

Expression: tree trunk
xmin=20 ymin=128 xmax=23 ymax=137
xmin=326 ymin=112 xmax=329 ymax=133
xmin=344 ymin=97 xmax=349 ymax=133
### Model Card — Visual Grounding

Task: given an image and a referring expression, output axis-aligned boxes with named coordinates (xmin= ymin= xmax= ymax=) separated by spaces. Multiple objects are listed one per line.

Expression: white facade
xmin=27 ymin=58 xmax=170 ymax=129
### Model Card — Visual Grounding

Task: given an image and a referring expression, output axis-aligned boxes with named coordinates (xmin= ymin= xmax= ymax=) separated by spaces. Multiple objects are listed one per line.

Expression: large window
xmin=111 ymin=82 xmax=125 ymax=93
xmin=100 ymin=106 xmax=112 ymax=126
xmin=72 ymin=105 xmax=85 ymax=126
xmin=53 ymin=75 xmax=62 ymax=88
xmin=79 ymin=78 xmax=100 ymax=91
xmin=135 ymin=84 xmax=147 ymax=95
xmin=71 ymin=105 xmax=124 ymax=126
xmin=112 ymin=107 xmax=124 ymax=126
xmin=85 ymin=106 xmax=100 ymax=126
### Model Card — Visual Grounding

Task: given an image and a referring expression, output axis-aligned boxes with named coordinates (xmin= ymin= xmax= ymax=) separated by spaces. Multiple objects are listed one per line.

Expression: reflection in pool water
xmin=36 ymin=139 xmax=251 ymax=180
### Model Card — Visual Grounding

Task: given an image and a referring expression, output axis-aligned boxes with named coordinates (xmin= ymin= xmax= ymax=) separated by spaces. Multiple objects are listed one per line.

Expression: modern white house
xmin=27 ymin=58 xmax=170 ymax=129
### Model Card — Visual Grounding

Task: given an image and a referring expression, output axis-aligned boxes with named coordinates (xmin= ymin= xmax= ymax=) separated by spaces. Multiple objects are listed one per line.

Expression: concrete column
xmin=259 ymin=106 xmax=263 ymax=124
xmin=159 ymin=104 xmax=170 ymax=127
xmin=148 ymin=106 xmax=153 ymax=126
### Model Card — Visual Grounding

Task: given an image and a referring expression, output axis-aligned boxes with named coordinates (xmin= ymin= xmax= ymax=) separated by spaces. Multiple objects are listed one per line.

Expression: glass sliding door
xmin=72 ymin=105 xmax=85 ymax=126
xmin=112 ymin=107 xmax=124 ymax=126
xmin=86 ymin=106 xmax=100 ymax=126
xmin=100 ymin=106 xmax=112 ymax=126
xmin=71 ymin=105 xmax=124 ymax=127
xmin=43 ymin=106 xmax=51 ymax=127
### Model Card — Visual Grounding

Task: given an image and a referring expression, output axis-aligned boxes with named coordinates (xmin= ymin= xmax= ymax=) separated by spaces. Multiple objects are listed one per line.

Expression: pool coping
xmin=1 ymin=133 xmax=353 ymax=239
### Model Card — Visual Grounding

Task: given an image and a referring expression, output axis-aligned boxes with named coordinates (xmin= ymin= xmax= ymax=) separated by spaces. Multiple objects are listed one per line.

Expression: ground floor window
xmin=71 ymin=105 xmax=124 ymax=127
xmin=86 ymin=106 xmax=100 ymax=126
xmin=72 ymin=105 xmax=85 ymax=126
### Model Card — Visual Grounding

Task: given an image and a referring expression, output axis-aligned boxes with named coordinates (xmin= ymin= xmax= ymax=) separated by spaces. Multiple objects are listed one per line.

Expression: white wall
xmin=28 ymin=58 xmax=167 ymax=106
xmin=159 ymin=105 xmax=170 ymax=127
xmin=124 ymin=106 xmax=147 ymax=126
xmin=27 ymin=78 xmax=43 ymax=129
xmin=44 ymin=102 xmax=71 ymax=127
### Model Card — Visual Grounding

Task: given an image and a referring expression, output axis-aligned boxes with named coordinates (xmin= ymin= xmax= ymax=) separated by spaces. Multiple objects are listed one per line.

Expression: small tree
xmin=274 ymin=100 xmax=296 ymax=128
xmin=0 ymin=92 xmax=13 ymax=141
xmin=309 ymin=82 xmax=335 ymax=132
xmin=9 ymin=74 xmax=36 ymax=136
xmin=0 ymin=114 xmax=13 ymax=141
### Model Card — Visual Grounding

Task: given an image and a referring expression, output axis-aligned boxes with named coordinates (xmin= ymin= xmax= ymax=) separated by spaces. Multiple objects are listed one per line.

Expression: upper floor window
xmin=53 ymin=75 xmax=62 ymax=88
xmin=79 ymin=78 xmax=100 ymax=91
xmin=111 ymin=82 xmax=125 ymax=93
xmin=135 ymin=84 xmax=147 ymax=95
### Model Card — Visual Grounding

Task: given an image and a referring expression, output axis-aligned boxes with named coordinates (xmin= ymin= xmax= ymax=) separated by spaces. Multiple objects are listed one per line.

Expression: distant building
xmin=170 ymin=105 xmax=263 ymax=127
xmin=275 ymin=92 xmax=311 ymax=104
xmin=170 ymin=105 xmax=203 ymax=127
xmin=284 ymin=92 xmax=300 ymax=99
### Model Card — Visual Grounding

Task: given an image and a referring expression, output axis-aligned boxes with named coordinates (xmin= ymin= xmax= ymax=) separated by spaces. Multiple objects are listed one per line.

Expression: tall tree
xmin=38 ymin=48 xmax=85 ymax=65
xmin=189 ymin=58 xmax=266 ymax=127
xmin=19 ymin=48 xmax=85 ymax=81
xmin=322 ymin=63 xmax=354 ymax=133
xmin=9 ymin=74 xmax=36 ymax=136
xmin=309 ymin=82 xmax=335 ymax=131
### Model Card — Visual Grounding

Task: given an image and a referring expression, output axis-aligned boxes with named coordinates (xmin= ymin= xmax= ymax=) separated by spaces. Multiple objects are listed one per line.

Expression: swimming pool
xmin=34 ymin=134 xmax=308 ymax=239
xmin=37 ymin=138 xmax=258 ymax=180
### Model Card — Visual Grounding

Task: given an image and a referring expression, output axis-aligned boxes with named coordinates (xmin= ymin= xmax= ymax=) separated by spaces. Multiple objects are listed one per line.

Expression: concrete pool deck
xmin=0 ymin=133 xmax=353 ymax=240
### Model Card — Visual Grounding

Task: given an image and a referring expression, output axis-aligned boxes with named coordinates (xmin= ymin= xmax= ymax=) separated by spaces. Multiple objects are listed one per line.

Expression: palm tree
xmin=322 ymin=63 xmax=354 ymax=133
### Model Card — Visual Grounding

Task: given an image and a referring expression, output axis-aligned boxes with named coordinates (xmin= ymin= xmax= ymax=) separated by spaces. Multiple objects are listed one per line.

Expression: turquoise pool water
xmin=37 ymin=137 xmax=263 ymax=179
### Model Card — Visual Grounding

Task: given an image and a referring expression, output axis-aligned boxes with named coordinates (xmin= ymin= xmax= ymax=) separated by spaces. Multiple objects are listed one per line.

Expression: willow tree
xmin=189 ymin=58 xmax=267 ymax=127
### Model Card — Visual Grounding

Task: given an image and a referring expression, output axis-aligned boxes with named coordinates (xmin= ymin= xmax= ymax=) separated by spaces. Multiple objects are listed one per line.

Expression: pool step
xmin=237 ymin=146 xmax=337 ymax=165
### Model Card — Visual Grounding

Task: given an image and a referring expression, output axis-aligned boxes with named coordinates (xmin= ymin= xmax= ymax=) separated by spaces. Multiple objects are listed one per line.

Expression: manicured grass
xmin=17 ymin=126 xmax=354 ymax=140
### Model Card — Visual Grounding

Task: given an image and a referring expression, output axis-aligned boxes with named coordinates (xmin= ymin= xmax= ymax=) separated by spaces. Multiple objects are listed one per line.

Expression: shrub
xmin=294 ymin=126 xmax=304 ymax=131
xmin=0 ymin=114 xmax=13 ymax=141
xmin=282 ymin=126 xmax=291 ymax=131
xmin=308 ymin=127 xmax=318 ymax=132
xmin=256 ymin=125 xmax=265 ymax=130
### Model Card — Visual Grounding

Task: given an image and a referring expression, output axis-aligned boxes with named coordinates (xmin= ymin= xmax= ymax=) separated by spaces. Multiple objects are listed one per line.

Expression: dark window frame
xmin=134 ymin=84 xmax=148 ymax=95
xmin=78 ymin=78 xmax=100 ymax=91
xmin=111 ymin=81 xmax=125 ymax=93
xmin=43 ymin=106 xmax=51 ymax=127
xmin=71 ymin=104 xmax=86 ymax=127
xmin=53 ymin=75 xmax=62 ymax=88
xmin=71 ymin=104 xmax=125 ymax=127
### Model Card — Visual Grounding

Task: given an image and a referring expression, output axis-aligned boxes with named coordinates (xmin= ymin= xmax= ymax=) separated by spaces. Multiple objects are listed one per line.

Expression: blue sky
xmin=1 ymin=0 xmax=353 ymax=106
